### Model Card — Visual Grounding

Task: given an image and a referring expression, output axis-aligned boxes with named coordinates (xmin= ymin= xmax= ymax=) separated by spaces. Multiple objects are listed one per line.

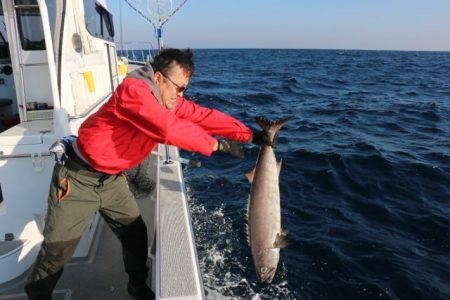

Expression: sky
xmin=108 ymin=0 xmax=450 ymax=51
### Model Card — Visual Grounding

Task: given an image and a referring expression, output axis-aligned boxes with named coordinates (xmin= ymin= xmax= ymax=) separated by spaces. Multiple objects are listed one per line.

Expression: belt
xmin=65 ymin=145 xmax=112 ymax=180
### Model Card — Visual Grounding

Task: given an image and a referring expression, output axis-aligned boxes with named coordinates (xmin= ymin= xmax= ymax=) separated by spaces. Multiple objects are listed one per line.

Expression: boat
xmin=0 ymin=0 xmax=204 ymax=299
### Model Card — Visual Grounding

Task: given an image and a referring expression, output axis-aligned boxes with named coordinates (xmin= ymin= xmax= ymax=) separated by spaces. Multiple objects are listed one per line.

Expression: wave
xmin=186 ymin=186 xmax=298 ymax=299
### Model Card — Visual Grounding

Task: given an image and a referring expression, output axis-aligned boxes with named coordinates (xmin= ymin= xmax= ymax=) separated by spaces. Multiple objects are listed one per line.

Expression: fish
xmin=245 ymin=116 xmax=292 ymax=283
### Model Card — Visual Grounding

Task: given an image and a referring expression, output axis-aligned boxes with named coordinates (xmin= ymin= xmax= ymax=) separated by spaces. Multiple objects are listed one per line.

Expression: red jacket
xmin=77 ymin=77 xmax=252 ymax=174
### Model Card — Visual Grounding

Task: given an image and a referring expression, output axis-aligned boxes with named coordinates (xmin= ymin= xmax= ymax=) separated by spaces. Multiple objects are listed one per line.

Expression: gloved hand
xmin=217 ymin=139 xmax=245 ymax=159
xmin=49 ymin=135 xmax=77 ymax=165
xmin=251 ymin=130 xmax=275 ymax=147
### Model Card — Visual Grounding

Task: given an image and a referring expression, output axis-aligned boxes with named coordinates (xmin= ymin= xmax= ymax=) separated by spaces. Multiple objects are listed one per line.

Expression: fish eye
xmin=260 ymin=266 xmax=268 ymax=273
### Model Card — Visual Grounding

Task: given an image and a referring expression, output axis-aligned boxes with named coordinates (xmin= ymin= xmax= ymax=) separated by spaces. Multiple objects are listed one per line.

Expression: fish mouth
xmin=258 ymin=267 xmax=277 ymax=283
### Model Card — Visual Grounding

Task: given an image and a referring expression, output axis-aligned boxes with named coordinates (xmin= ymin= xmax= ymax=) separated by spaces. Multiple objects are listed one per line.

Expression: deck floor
xmin=0 ymin=193 xmax=155 ymax=300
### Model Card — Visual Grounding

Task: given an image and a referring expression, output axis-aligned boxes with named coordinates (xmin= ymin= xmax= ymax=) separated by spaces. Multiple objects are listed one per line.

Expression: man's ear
xmin=154 ymin=71 xmax=162 ymax=83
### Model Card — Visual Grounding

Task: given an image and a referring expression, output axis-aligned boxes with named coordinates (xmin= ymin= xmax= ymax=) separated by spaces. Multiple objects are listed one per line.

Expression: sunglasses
xmin=160 ymin=72 xmax=188 ymax=94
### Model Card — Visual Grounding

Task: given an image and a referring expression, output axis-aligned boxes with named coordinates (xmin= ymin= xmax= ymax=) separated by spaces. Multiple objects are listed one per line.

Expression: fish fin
xmin=245 ymin=167 xmax=255 ymax=183
xmin=277 ymin=159 xmax=282 ymax=176
xmin=273 ymin=230 xmax=292 ymax=248
xmin=255 ymin=116 xmax=292 ymax=143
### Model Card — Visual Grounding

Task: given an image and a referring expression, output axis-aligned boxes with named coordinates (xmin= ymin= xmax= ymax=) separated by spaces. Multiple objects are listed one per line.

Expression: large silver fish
xmin=245 ymin=116 xmax=291 ymax=283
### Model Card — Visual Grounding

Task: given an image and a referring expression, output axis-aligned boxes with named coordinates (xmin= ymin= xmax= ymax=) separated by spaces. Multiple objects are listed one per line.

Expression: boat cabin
xmin=0 ymin=0 xmax=122 ymax=286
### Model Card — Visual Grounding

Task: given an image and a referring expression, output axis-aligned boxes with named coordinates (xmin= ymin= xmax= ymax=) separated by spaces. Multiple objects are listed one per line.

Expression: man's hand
xmin=216 ymin=139 xmax=245 ymax=159
xmin=251 ymin=130 xmax=275 ymax=147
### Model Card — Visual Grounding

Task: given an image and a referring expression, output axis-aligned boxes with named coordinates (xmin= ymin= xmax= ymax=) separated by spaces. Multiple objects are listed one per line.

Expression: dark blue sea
xmin=176 ymin=49 xmax=450 ymax=300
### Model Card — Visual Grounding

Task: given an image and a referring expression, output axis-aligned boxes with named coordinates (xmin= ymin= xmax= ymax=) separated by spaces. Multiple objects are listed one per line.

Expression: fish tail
xmin=255 ymin=116 xmax=292 ymax=143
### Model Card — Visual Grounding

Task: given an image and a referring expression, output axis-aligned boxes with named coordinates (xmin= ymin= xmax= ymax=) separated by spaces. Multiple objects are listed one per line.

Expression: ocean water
xmin=177 ymin=49 xmax=450 ymax=300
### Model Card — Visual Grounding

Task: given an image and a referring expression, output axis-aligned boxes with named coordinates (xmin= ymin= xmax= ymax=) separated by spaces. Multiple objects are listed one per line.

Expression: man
xmin=24 ymin=49 xmax=267 ymax=299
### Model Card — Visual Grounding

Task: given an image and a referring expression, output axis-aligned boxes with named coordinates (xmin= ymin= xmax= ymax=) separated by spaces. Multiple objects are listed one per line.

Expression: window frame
xmin=84 ymin=0 xmax=115 ymax=41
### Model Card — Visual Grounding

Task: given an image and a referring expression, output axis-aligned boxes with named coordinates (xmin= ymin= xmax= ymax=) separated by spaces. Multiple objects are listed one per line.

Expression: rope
xmin=123 ymin=0 xmax=158 ymax=29
xmin=123 ymin=0 xmax=188 ymax=28
xmin=160 ymin=0 xmax=188 ymax=26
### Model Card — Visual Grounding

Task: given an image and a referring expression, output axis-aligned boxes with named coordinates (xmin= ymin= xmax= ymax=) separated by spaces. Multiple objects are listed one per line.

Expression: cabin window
xmin=0 ymin=28 xmax=9 ymax=60
xmin=0 ymin=2 xmax=9 ymax=60
xmin=84 ymin=0 xmax=115 ymax=41
xmin=14 ymin=0 xmax=46 ymax=50
xmin=13 ymin=0 xmax=56 ymax=51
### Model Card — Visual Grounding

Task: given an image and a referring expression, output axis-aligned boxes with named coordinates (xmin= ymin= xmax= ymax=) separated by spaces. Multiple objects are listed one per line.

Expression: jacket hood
xmin=126 ymin=62 xmax=163 ymax=105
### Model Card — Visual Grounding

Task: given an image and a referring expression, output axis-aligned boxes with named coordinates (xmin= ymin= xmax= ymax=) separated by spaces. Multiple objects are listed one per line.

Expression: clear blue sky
xmin=108 ymin=0 xmax=450 ymax=51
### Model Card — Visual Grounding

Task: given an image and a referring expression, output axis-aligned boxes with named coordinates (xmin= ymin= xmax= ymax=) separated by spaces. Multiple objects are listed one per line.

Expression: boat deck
xmin=0 ymin=176 xmax=156 ymax=300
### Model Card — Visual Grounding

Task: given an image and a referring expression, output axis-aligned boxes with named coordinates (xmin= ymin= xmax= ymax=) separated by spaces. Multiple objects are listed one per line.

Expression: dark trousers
xmin=24 ymin=162 xmax=148 ymax=299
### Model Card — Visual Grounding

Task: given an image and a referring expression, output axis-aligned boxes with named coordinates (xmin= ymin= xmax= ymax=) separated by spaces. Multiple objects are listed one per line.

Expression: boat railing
xmin=117 ymin=41 xmax=155 ymax=65
xmin=155 ymin=144 xmax=205 ymax=299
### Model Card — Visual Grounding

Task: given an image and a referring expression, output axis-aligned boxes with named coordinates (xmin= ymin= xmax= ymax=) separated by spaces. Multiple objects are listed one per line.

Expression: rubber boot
xmin=24 ymin=268 xmax=63 ymax=300
xmin=127 ymin=277 xmax=155 ymax=300
xmin=106 ymin=215 xmax=155 ymax=299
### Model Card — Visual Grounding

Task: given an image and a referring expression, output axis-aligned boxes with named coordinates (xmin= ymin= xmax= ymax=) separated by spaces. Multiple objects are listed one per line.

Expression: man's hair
xmin=152 ymin=48 xmax=195 ymax=77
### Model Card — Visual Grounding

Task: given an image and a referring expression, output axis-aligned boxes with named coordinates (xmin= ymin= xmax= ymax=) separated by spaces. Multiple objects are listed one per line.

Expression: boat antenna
xmin=123 ymin=0 xmax=188 ymax=51
xmin=119 ymin=0 xmax=124 ymax=51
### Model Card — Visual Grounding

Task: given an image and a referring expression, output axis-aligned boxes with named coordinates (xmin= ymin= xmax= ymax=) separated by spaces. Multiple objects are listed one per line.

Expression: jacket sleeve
xmin=174 ymin=97 xmax=253 ymax=142
xmin=114 ymin=78 xmax=217 ymax=156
